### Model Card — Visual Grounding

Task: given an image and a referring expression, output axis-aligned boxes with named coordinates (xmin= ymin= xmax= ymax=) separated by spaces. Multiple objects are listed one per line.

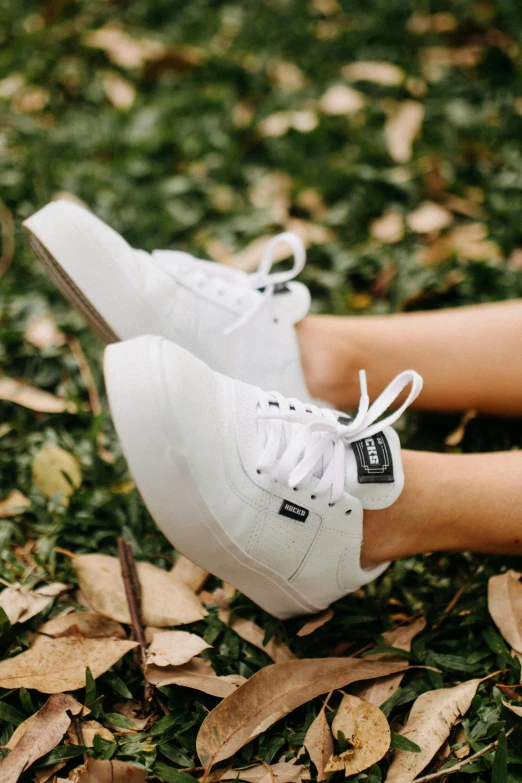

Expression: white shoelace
xmin=153 ymin=232 xmax=306 ymax=335
xmin=256 ymin=369 xmax=423 ymax=505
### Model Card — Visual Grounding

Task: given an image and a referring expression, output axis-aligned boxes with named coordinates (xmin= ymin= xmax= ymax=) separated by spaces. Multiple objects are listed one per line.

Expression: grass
xmin=2 ymin=0 xmax=522 ymax=780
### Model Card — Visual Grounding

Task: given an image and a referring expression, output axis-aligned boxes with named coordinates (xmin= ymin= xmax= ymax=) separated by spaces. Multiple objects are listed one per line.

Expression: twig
xmin=413 ymin=727 xmax=515 ymax=782
xmin=117 ymin=538 xmax=169 ymax=714
xmin=74 ymin=716 xmax=88 ymax=764
xmin=117 ymin=538 xmax=150 ymax=698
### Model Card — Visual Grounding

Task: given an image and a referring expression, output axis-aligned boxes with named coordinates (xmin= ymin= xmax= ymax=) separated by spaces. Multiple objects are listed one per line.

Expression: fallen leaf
xmin=420 ymin=223 xmax=502 ymax=265
xmin=145 ymin=630 xmax=211 ymax=666
xmin=258 ymin=110 xmax=318 ymax=138
xmin=32 ymin=446 xmax=82 ymax=500
xmin=248 ymin=171 xmax=292 ymax=224
xmin=319 ymin=84 xmax=365 ymax=115
xmin=0 ymin=582 xmax=67 ymax=625
xmin=0 ymin=693 xmax=82 ymax=783
xmin=101 ymin=72 xmax=136 ymax=109
xmin=407 ymin=202 xmax=453 ymax=233
xmin=38 ymin=611 xmax=126 ymax=639
xmin=369 ymin=211 xmax=404 ymax=244
xmin=196 ymin=657 xmax=408 ymax=768
xmin=386 ymin=679 xmax=481 ymax=782
xmin=303 ymin=705 xmax=333 ymax=781
xmin=297 ymin=608 xmax=334 ymax=637
xmin=267 ymin=60 xmax=307 ymax=92
xmin=34 ymin=762 xmax=66 ymax=782
xmin=0 ymin=489 xmax=31 ymax=518
xmin=84 ymin=24 xmax=165 ymax=68
xmin=355 ymin=618 xmax=426 ymax=707
xmin=0 ymin=377 xmax=76 ymax=414
xmin=489 ymin=571 xmax=522 ymax=653
xmin=220 ymin=613 xmax=295 ymax=664
xmin=146 ymin=656 xmax=246 ymax=698
xmin=74 ymin=553 xmax=207 ymax=626
xmin=384 ymin=101 xmax=424 ymax=163
xmin=342 ymin=61 xmax=404 ymax=85
xmin=171 ymin=554 xmax=210 ymax=592
xmin=444 ymin=409 xmax=477 ymax=447
xmin=325 ymin=693 xmax=390 ymax=775
xmin=221 ymin=762 xmax=310 ymax=783
xmin=76 ymin=758 xmax=146 ymax=783
xmin=502 ymin=699 xmax=522 ymax=718
xmin=67 ymin=719 xmax=115 ymax=746
xmin=0 ymin=635 xmax=137 ymax=693
xmin=25 ymin=313 xmax=65 ymax=350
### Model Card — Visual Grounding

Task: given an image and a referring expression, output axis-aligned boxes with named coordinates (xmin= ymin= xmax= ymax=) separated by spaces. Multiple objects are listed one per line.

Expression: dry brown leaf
xmin=196 ymin=657 xmax=407 ymax=768
xmin=171 ymin=554 xmax=210 ymax=593
xmin=34 ymin=762 xmax=66 ymax=782
xmin=32 ymin=446 xmax=82 ymax=500
xmin=74 ymin=553 xmax=207 ymax=626
xmin=420 ymin=223 xmax=502 ymax=265
xmin=25 ymin=313 xmax=65 ymax=350
xmin=267 ymin=61 xmax=307 ymax=92
xmin=0 ymin=377 xmax=76 ymax=414
xmin=221 ymin=762 xmax=310 ymax=783
xmin=407 ymin=202 xmax=453 ymax=233
xmin=67 ymin=719 xmax=115 ymax=746
xmin=0 ymin=582 xmax=67 ymax=625
xmin=489 ymin=571 xmax=522 ymax=653
xmin=101 ymin=72 xmax=136 ymax=109
xmin=38 ymin=611 xmax=126 ymax=640
xmin=502 ymin=699 xmax=522 ymax=718
xmin=76 ymin=758 xmax=146 ymax=783
xmin=258 ymin=110 xmax=318 ymax=138
xmin=0 ymin=635 xmax=137 ymax=693
xmin=420 ymin=46 xmax=483 ymax=83
xmin=303 ymin=705 xmax=333 ymax=781
xmin=0 ymin=489 xmax=31 ymax=518
xmin=369 ymin=211 xmax=404 ymax=244
xmin=146 ymin=656 xmax=246 ymax=698
xmin=342 ymin=61 xmax=404 ymax=85
xmin=84 ymin=25 xmax=165 ymax=68
xmin=354 ymin=618 xmax=426 ymax=707
xmin=319 ymin=84 xmax=365 ymax=115
xmin=145 ymin=630 xmax=210 ymax=666
xmin=386 ymin=679 xmax=481 ymax=782
xmin=444 ymin=409 xmax=477 ymax=447
xmin=248 ymin=171 xmax=292 ymax=224
xmin=384 ymin=101 xmax=424 ymax=163
xmin=297 ymin=608 xmax=334 ymax=637
xmin=220 ymin=613 xmax=295 ymax=664
xmin=325 ymin=693 xmax=390 ymax=775
xmin=0 ymin=693 xmax=82 ymax=783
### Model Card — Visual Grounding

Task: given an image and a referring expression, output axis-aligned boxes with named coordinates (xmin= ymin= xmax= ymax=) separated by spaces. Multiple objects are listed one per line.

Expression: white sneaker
xmin=104 ymin=335 xmax=422 ymax=619
xmin=23 ymin=200 xmax=314 ymax=401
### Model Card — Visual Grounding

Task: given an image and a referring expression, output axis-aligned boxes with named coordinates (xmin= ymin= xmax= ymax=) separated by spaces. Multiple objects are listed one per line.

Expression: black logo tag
xmin=279 ymin=500 xmax=309 ymax=522
xmin=352 ymin=432 xmax=394 ymax=484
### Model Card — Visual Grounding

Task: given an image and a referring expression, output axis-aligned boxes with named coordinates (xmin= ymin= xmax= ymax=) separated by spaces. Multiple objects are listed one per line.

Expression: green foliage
xmin=2 ymin=0 xmax=522 ymax=781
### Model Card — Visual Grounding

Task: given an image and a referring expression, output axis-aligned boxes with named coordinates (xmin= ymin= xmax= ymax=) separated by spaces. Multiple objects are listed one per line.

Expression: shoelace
xmin=153 ymin=232 xmax=306 ymax=335
xmin=255 ymin=369 xmax=423 ymax=505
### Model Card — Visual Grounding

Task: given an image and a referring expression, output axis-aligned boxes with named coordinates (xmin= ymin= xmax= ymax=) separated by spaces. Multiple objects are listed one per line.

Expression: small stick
xmin=413 ymin=726 xmax=515 ymax=782
xmin=74 ymin=716 xmax=88 ymax=764
xmin=117 ymin=538 xmax=150 ymax=700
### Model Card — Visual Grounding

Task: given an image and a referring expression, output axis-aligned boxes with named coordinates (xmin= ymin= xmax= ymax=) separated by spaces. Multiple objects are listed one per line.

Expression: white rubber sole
xmin=104 ymin=336 xmax=325 ymax=619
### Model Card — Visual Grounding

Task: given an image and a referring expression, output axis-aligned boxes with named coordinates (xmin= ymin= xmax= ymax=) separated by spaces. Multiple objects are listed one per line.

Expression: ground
xmin=2 ymin=1 xmax=522 ymax=781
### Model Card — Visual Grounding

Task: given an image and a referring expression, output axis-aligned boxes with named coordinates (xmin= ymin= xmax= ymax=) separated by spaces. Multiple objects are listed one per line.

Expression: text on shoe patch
xmin=279 ymin=499 xmax=309 ymax=522
xmin=352 ymin=432 xmax=394 ymax=484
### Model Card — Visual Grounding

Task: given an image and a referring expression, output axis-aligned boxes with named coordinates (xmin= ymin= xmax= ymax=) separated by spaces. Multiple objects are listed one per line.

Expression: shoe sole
xmin=104 ymin=336 xmax=324 ymax=620
xmin=23 ymin=217 xmax=119 ymax=345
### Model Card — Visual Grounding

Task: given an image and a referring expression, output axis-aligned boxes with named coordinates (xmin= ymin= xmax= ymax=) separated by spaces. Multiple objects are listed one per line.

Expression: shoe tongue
xmin=342 ymin=420 xmax=404 ymax=510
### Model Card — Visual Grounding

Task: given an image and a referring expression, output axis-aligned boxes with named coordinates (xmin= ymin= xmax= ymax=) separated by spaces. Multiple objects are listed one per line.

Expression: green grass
xmin=3 ymin=0 xmax=522 ymax=780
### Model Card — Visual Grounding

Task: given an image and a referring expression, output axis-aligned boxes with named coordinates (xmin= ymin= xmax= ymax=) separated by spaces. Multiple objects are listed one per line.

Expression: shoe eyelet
xmin=328 ymin=503 xmax=335 ymax=507
xmin=345 ymin=509 xmax=352 ymax=516
xmin=293 ymin=487 xmax=298 ymax=492
xmin=256 ymin=469 xmax=262 ymax=475
xmin=310 ymin=495 xmax=316 ymax=500
xmin=273 ymin=318 xmax=279 ymax=324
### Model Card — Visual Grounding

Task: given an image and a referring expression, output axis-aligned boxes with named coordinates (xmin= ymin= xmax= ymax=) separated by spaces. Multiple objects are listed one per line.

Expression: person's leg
xmin=360 ymin=449 xmax=522 ymax=568
xmin=297 ymin=301 xmax=522 ymax=416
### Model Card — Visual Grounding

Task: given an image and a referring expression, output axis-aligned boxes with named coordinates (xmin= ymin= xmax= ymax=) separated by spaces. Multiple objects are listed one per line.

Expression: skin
xmin=295 ymin=301 xmax=522 ymax=568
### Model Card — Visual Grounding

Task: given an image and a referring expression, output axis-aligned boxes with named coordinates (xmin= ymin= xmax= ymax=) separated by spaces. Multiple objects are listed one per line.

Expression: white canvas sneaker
xmin=23 ymin=200 xmax=314 ymax=400
xmin=104 ymin=335 xmax=423 ymax=619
